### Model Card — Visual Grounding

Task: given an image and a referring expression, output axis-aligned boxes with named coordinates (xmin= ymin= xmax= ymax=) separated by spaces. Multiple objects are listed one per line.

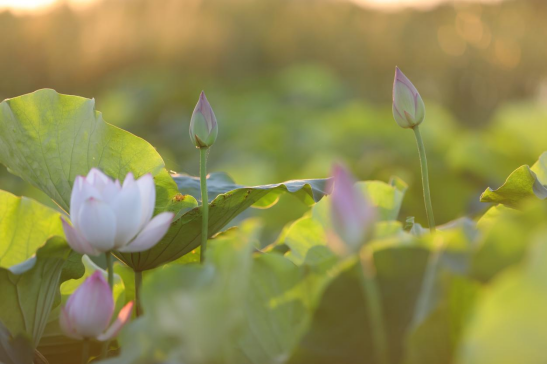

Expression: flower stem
xmin=105 ymin=251 xmax=114 ymax=291
xmin=135 ymin=270 xmax=143 ymax=317
xmin=82 ymin=338 xmax=90 ymax=364
xmin=412 ymin=125 xmax=436 ymax=232
xmin=199 ymin=147 xmax=209 ymax=263
xmin=358 ymin=248 xmax=389 ymax=363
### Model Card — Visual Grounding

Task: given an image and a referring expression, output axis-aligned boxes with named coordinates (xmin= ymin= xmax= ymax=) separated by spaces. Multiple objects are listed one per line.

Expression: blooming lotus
xmin=327 ymin=164 xmax=377 ymax=256
xmin=61 ymin=168 xmax=174 ymax=255
xmin=189 ymin=91 xmax=218 ymax=148
xmin=60 ymin=271 xmax=133 ymax=341
xmin=392 ymin=67 xmax=425 ymax=129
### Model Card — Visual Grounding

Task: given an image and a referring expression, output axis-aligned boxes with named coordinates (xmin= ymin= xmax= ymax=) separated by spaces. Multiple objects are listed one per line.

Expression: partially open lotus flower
xmin=60 ymin=271 xmax=133 ymax=341
xmin=189 ymin=91 xmax=218 ymax=148
xmin=327 ymin=164 xmax=377 ymax=256
xmin=61 ymin=168 xmax=174 ymax=255
xmin=392 ymin=66 xmax=426 ymax=129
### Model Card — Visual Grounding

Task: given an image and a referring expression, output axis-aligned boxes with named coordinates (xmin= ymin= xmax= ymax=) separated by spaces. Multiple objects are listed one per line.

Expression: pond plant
xmin=0 ymin=67 xmax=546 ymax=363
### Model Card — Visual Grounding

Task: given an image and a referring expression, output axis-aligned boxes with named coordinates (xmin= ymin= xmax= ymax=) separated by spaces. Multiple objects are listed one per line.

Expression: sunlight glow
xmin=0 ymin=0 xmax=97 ymax=13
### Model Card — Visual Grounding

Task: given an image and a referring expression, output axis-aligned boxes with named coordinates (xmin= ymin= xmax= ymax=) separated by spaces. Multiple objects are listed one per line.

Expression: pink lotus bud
xmin=392 ymin=67 xmax=425 ymax=129
xmin=327 ymin=164 xmax=377 ymax=256
xmin=61 ymin=168 xmax=174 ymax=255
xmin=189 ymin=91 xmax=218 ymax=148
xmin=60 ymin=271 xmax=133 ymax=341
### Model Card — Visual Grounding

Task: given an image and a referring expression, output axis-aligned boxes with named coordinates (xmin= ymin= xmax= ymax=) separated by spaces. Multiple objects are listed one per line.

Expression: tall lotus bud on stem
xmin=327 ymin=164 xmax=377 ymax=257
xmin=391 ymin=66 xmax=436 ymax=233
xmin=188 ymin=91 xmax=218 ymax=263
xmin=392 ymin=67 xmax=425 ymax=129
xmin=327 ymin=164 xmax=388 ymax=363
xmin=60 ymin=271 xmax=133 ymax=363
xmin=189 ymin=91 xmax=218 ymax=148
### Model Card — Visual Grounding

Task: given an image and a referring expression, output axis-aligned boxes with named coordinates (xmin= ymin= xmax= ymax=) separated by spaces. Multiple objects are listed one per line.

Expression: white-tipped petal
xmin=96 ymin=302 xmax=134 ymax=342
xmin=61 ymin=217 xmax=101 ymax=256
xmin=110 ymin=181 xmax=143 ymax=248
xmin=136 ymin=173 xmax=155 ymax=228
xmin=118 ymin=212 xmax=174 ymax=253
xmin=78 ymin=198 xmax=117 ymax=252
xmin=70 ymin=176 xmax=101 ymax=229
xmin=122 ymin=172 xmax=135 ymax=189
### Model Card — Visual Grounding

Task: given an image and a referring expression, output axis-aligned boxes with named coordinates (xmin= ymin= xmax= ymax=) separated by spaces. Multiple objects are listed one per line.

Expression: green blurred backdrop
xmin=1 ymin=0 xmax=546 ymax=241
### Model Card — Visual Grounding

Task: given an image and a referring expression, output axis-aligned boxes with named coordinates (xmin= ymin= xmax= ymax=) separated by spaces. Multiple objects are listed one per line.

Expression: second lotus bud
xmin=189 ymin=91 xmax=218 ymax=148
xmin=60 ymin=271 xmax=133 ymax=341
xmin=392 ymin=67 xmax=426 ymax=129
xmin=327 ymin=164 xmax=377 ymax=257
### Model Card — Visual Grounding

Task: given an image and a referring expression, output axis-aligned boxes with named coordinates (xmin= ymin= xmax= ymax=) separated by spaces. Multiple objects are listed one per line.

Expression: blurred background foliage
xmin=1 ymin=0 xmax=547 ymax=241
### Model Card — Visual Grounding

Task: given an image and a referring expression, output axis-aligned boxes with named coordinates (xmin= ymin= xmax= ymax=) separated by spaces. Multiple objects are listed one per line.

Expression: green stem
xmin=199 ymin=147 xmax=209 ymax=263
xmin=411 ymin=237 xmax=445 ymax=328
xmin=358 ymin=249 xmax=389 ymax=363
xmin=135 ymin=270 xmax=143 ymax=317
xmin=412 ymin=125 xmax=436 ymax=232
xmin=105 ymin=251 xmax=114 ymax=291
xmin=82 ymin=338 xmax=90 ymax=364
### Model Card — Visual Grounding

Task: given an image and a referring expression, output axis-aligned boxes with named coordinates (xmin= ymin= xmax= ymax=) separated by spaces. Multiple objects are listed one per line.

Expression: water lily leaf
xmin=115 ymin=174 xmax=330 ymax=271
xmin=0 ymin=237 xmax=83 ymax=348
xmin=0 ymin=89 xmax=181 ymax=214
xmin=480 ymin=152 xmax=547 ymax=206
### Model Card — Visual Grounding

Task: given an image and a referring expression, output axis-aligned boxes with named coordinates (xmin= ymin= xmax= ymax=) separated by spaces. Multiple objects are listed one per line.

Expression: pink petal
xmin=96 ymin=301 xmax=134 ymax=341
xmin=61 ymin=216 xmax=101 ymax=256
xmin=66 ymin=271 xmax=114 ymax=338
xmin=70 ymin=176 xmax=101 ymax=229
xmin=117 ymin=212 xmax=174 ymax=253
xmin=59 ymin=307 xmax=82 ymax=340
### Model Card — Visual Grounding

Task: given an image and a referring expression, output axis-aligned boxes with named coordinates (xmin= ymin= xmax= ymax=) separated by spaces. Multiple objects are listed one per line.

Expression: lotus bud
xmin=392 ymin=67 xmax=425 ymax=129
xmin=189 ymin=91 xmax=218 ymax=148
xmin=327 ymin=164 xmax=377 ymax=257
xmin=61 ymin=168 xmax=174 ymax=255
xmin=60 ymin=271 xmax=133 ymax=341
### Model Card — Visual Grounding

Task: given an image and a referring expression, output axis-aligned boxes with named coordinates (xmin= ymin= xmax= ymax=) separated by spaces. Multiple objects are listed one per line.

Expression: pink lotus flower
xmin=328 ymin=164 xmax=377 ymax=256
xmin=60 ymin=271 xmax=133 ymax=341
xmin=392 ymin=67 xmax=426 ymax=129
xmin=61 ymin=168 xmax=174 ymax=255
xmin=189 ymin=91 xmax=218 ymax=148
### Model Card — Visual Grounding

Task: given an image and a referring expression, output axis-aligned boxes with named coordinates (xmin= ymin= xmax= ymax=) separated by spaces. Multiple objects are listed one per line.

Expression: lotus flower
xmin=189 ymin=91 xmax=218 ymax=148
xmin=392 ymin=67 xmax=425 ymax=129
xmin=61 ymin=168 xmax=174 ymax=255
xmin=327 ymin=164 xmax=377 ymax=256
xmin=60 ymin=271 xmax=133 ymax=341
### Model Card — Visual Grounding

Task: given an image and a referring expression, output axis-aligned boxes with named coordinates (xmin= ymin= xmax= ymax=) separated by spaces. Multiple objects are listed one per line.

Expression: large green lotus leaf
xmin=38 ymin=255 xmax=127 ymax=363
xmin=0 ymin=322 xmax=34 ymax=364
xmin=173 ymin=172 xmax=331 ymax=208
xmin=232 ymin=253 xmax=316 ymax=363
xmin=111 ymin=222 xmax=257 ymax=363
xmin=0 ymin=190 xmax=64 ymax=268
xmin=0 ymin=89 xmax=183 ymax=213
xmin=289 ymin=245 xmax=430 ymax=363
xmin=115 ymin=174 xmax=330 ymax=271
xmin=458 ymin=237 xmax=547 ymax=363
xmin=0 ymin=237 xmax=83 ymax=348
xmin=404 ymin=274 xmax=480 ymax=363
xmin=480 ymin=152 xmax=547 ymax=206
